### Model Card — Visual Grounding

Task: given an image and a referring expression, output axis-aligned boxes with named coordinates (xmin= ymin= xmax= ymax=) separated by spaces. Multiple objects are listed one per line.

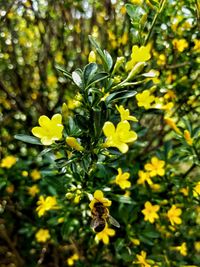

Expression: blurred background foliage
xmin=0 ymin=0 xmax=200 ymax=266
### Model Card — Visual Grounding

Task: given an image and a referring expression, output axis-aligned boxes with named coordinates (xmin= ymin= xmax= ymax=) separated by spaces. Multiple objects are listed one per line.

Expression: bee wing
xmin=108 ymin=215 xmax=120 ymax=228
xmin=90 ymin=218 xmax=100 ymax=229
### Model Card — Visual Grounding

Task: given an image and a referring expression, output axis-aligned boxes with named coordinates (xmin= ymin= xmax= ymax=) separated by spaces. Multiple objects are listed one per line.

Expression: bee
xmin=91 ymin=201 xmax=120 ymax=232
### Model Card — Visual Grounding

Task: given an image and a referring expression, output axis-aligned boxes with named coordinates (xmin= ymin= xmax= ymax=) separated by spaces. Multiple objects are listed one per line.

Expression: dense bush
xmin=0 ymin=0 xmax=200 ymax=266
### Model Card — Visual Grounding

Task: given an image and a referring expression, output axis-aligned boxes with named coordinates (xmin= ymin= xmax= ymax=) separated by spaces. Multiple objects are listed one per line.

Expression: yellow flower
xmin=184 ymin=130 xmax=193 ymax=146
xmin=88 ymin=51 xmax=96 ymax=63
xmin=126 ymin=44 xmax=151 ymax=71
xmin=144 ymin=157 xmax=165 ymax=177
xmin=131 ymin=238 xmax=140 ymax=245
xmin=157 ymin=53 xmax=166 ymax=66
xmin=193 ymin=182 xmax=200 ymax=197
xmin=135 ymin=250 xmax=151 ymax=267
xmin=142 ymin=201 xmax=160 ymax=223
xmin=22 ymin=170 xmax=28 ymax=177
xmin=36 ymin=195 xmax=59 ymax=217
xmin=193 ymin=39 xmax=200 ymax=53
xmin=6 ymin=184 xmax=14 ymax=194
xmin=89 ymin=190 xmax=111 ymax=210
xmin=95 ymin=224 xmax=115 ymax=245
xmin=167 ymin=205 xmax=182 ymax=226
xmin=35 ymin=229 xmax=50 ymax=243
xmin=137 ymin=171 xmax=153 ymax=186
xmin=115 ymin=168 xmax=131 ymax=189
xmin=27 ymin=185 xmax=39 ymax=197
xmin=194 ymin=241 xmax=200 ymax=252
xmin=66 ymin=136 xmax=84 ymax=151
xmin=164 ymin=117 xmax=182 ymax=135
xmin=30 ymin=169 xmax=41 ymax=181
xmin=136 ymin=90 xmax=155 ymax=109
xmin=67 ymin=253 xmax=79 ymax=266
xmin=32 ymin=114 xmax=64 ymax=145
xmin=116 ymin=105 xmax=138 ymax=122
xmin=180 ymin=187 xmax=189 ymax=196
xmin=103 ymin=120 xmax=137 ymax=153
xmin=176 ymin=242 xmax=187 ymax=256
xmin=1 ymin=155 xmax=17 ymax=168
xmin=172 ymin=38 xmax=188 ymax=52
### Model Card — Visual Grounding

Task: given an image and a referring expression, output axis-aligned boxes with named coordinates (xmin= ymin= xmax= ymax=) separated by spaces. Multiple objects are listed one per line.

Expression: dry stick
xmin=0 ymin=224 xmax=24 ymax=266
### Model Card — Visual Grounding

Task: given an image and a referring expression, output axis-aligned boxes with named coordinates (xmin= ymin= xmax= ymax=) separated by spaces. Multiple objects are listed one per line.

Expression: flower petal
xmin=39 ymin=115 xmax=51 ymax=128
xmin=52 ymin=114 xmax=62 ymax=124
xmin=103 ymin=122 xmax=115 ymax=137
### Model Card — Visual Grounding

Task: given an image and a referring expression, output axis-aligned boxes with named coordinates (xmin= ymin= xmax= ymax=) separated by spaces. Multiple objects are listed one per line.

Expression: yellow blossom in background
xmin=6 ymin=184 xmax=14 ymax=194
xmin=1 ymin=155 xmax=17 ymax=168
xmin=120 ymin=32 xmax=128 ymax=45
xmin=36 ymin=195 xmax=59 ymax=217
xmin=193 ymin=182 xmax=200 ymax=197
xmin=30 ymin=169 xmax=41 ymax=181
xmin=136 ymin=90 xmax=155 ymax=109
xmin=176 ymin=242 xmax=187 ymax=256
xmin=172 ymin=38 xmax=188 ymax=52
xmin=164 ymin=117 xmax=182 ymax=135
xmin=126 ymin=44 xmax=151 ymax=71
xmin=116 ymin=105 xmax=138 ymax=122
xmin=67 ymin=253 xmax=79 ymax=266
xmin=157 ymin=53 xmax=166 ymax=66
xmin=47 ymin=74 xmax=57 ymax=89
xmin=115 ymin=168 xmax=131 ymax=189
xmin=167 ymin=205 xmax=182 ymax=226
xmin=32 ymin=114 xmax=64 ymax=145
xmin=88 ymin=50 xmax=96 ymax=63
xmin=164 ymin=90 xmax=176 ymax=100
xmin=180 ymin=187 xmax=189 ymax=196
xmin=135 ymin=250 xmax=151 ymax=267
xmin=184 ymin=130 xmax=193 ymax=146
xmin=144 ymin=157 xmax=165 ymax=177
xmin=35 ymin=229 xmax=50 ymax=243
xmin=137 ymin=171 xmax=153 ymax=186
xmin=89 ymin=190 xmax=111 ymax=210
xmin=194 ymin=241 xmax=200 ymax=252
xmin=66 ymin=136 xmax=84 ymax=151
xmin=131 ymin=238 xmax=140 ymax=246
xmin=27 ymin=185 xmax=39 ymax=197
xmin=193 ymin=39 xmax=200 ymax=52
xmin=22 ymin=170 xmax=28 ymax=177
xmin=142 ymin=201 xmax=160 ymax=223
xmin=95 ymin=224 xmax=115 ymax=245
xmin=103 ymin=120 xmax=137 ymax=153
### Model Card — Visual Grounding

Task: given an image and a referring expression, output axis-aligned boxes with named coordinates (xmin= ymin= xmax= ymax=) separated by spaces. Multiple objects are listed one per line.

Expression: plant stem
xmin=144 ymin=0 xmax=167 ymax=45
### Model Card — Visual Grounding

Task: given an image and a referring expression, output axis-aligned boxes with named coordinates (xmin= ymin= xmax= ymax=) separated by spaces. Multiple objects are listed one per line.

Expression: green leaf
xmin=14 ymin=134 xmax=43 ymax=145
xmin=83 ymin=63 xmax=98 ymax=85
xmin=105 ymin=90 xmax=137 ymax=104
xmin=103 ymin=50 xmax=113 ymax=71
xmin=88 ymin=35 xmax=112 ymax=72
xmin=72 ymin=69 xmax=83 ymax=88
xmin=56 ymin=65 xmax=72 ymax=80
xmin=87 ymin=72 xmax=109 ymax=88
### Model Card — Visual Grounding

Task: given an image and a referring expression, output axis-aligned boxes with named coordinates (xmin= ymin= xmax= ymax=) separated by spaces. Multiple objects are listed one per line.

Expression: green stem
xmin=144 ymin=0 xmax=167 ymax=45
